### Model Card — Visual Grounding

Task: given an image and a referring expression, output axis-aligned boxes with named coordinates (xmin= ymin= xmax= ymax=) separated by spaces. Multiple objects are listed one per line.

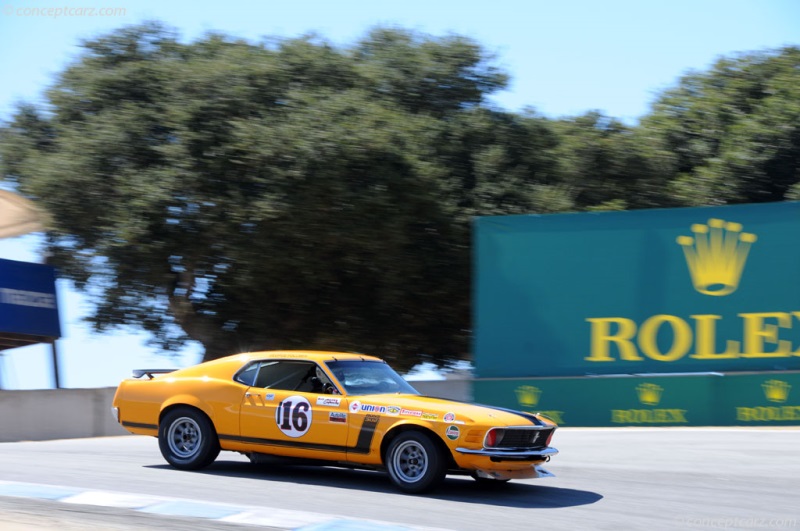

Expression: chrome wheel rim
xmin=167 ymin=416 xmax=202 ymax=458
xmin=392 ymin=440 xmax=429 ymax=483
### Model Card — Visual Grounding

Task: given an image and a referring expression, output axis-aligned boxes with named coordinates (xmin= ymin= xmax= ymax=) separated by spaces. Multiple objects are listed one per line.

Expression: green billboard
xmin=473 ymin=372 xmax=800 ymax=426
xmin=474 ymin=202 xmax=800 ymax=378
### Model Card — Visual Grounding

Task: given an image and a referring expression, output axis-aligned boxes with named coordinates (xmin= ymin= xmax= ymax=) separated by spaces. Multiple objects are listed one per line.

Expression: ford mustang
xmin=112 ymin=351 xmax=558 ymax=493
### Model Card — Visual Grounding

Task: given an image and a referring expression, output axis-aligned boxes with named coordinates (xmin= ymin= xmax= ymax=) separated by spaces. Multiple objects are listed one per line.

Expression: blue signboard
xmin=0 ymin=258 xmax=61 ymax=338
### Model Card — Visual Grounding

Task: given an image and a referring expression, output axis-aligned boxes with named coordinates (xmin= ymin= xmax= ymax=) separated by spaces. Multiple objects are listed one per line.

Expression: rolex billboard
xmin=474 ymin=202 xmax=800 ymax=378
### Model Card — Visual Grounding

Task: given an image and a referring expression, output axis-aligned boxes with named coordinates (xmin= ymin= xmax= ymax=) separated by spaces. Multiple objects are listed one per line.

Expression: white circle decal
xmin=275 ymin=395 xmax=312 ymax=438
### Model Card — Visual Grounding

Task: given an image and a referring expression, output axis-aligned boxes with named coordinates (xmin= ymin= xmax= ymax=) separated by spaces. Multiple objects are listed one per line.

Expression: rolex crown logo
xmin=677 ymin=218 xmax=756 ymax=297
xmin=515 ymin=385 xmax=542 ymax=407
xmin=636 ymin=383 xmax=663 ymax=406
xmin=762 ymin=380 xmax=791 ymax=403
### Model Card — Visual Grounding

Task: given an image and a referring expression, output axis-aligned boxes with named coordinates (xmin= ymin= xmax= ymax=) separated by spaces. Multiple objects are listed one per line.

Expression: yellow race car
xmin=112 ymin=351 xmax=558 ymax=493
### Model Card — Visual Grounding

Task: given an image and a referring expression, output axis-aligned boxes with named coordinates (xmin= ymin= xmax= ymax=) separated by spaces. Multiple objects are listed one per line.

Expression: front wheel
xmin=158 ymin=407 xmax=220 ymax=470
xmin=385 ymin=431 xmax=447 ymax=493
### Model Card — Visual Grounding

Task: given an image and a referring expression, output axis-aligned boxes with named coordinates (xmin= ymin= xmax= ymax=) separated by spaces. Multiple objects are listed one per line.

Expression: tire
xmin=385 ymin=431 xmax=447 ymax=493
xmin=158 ymin=407 xmax=220 ymax=470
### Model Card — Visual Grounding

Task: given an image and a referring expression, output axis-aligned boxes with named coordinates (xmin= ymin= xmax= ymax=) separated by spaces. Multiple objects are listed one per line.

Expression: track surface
xmin=1 ymin=428 xmax=798 ymax=530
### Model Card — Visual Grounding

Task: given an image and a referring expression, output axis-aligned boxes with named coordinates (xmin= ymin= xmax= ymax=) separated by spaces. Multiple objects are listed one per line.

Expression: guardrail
xmin=0 ymin=387 xmax=127 ymax=442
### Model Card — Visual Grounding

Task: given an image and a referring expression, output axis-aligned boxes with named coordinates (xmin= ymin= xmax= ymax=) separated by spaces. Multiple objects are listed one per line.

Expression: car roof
xmin=230 ymin=350 xmax=384 ymax=363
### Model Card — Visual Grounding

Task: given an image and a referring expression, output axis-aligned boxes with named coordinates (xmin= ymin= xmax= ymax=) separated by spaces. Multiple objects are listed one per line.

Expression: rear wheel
xmin=385 ymin=431 xmax=447 ymax=493
xmin=158 ymin=407 xmax=220 ymax=470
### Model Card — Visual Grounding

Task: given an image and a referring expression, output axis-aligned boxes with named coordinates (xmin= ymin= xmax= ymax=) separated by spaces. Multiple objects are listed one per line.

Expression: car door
xmin=239 ymin=359 xmax=350 ymax=460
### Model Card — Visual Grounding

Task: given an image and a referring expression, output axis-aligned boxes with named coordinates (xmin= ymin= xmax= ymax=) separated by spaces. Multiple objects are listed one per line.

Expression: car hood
xmin=347 ymin=394 xmax=550 ymax=427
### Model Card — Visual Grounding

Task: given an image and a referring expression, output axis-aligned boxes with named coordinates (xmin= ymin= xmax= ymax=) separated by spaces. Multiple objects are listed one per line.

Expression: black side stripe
xmin=218 ymin=435 xmax=349 ymax=453
xmin=350 ymin=414 xmax=380 ymax=454
xmin=122 ymin=421 xmax=158 ymax=430
xmin=220 ymin=414 xmax=381 ymax=454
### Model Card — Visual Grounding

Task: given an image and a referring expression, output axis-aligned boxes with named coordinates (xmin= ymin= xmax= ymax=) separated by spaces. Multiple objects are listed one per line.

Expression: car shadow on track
xmin=145 ymin=460 xmax=602 ymax=509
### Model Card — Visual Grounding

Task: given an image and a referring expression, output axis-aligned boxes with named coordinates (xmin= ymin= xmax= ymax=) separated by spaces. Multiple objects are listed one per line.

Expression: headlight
xmin=484 ymin=428 xmax=505 ymax=447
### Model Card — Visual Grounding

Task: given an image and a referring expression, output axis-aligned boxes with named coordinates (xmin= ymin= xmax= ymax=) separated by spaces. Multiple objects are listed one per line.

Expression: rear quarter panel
xmin=113 ymin=375 xmax=247 ymax=438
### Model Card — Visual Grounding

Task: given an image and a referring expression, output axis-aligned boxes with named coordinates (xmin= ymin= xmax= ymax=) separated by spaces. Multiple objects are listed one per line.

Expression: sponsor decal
xmin=386 ymin=406 xmax=401 ymax=415
xmin=329 ymin=412 xmax=347 ymax=423
xmin=349 ymin=401 xmax=387 ymax=414
xmin=443 ymin=412 xmax=456 ymax=422
xmin=316 ymin=397 xmax=341 ymax=407
xmin=276 ymin=395 xmax=312 ymax=438
xmin=515 ymin=386 xmax=541 ymax=407
xmin=360 ymin=404 xmax=388 ymax=414
xmin=736 ymin=379 xmax=800 ymax=422
xmin=445 ymin=425 xmax=460 ymax=440
xmin=611 ymin=383 xmax=688 ymax=424
xmin=421 ymin=412 xmax=438 ymax=420
xmin=265 ymin=393 xmax=275 ymax=401
xmin=636 ymin=383 xmax=663 ymax=406
xmin=677 ymin=218 xmax=756 ymax=297
xmin=400 ymin=408 xmax=422 ymax=417
xmin=762 ymin=379 xmax=791 ymax=403
xmin=0 ymin=288 xmax=56 ymax=309
xmin=585 ymin=219 xmax=799 ymax=366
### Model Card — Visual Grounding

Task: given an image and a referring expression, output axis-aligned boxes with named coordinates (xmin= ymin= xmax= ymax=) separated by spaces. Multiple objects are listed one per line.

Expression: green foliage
xmin=0 ymin=23 xmax=519 ymax=368
xmin=1 ymin=24 xmax=798 ymax=368
xmin=552 ymin=111 xmax=675 ymax=211
xmin=642 ymin=47 xmax=800 ymax=204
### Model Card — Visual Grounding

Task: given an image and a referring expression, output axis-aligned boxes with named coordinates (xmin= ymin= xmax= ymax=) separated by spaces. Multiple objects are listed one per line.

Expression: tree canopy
xmin=2 ymin=23 xmax=798 ymax=369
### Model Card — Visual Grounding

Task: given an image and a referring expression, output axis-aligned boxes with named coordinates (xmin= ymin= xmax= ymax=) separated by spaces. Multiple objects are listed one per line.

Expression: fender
xmin=161 ymin=394 xmax=216 ymax=424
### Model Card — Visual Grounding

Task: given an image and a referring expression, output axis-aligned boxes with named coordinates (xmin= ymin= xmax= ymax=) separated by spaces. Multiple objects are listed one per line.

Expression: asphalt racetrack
xmin=0 ymin=428 xmax=798 ymax=530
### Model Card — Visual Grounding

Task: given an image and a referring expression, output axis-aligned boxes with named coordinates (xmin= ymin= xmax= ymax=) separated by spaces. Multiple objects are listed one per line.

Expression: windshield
xmin=325 ymin=360 xmax=419 ymax=396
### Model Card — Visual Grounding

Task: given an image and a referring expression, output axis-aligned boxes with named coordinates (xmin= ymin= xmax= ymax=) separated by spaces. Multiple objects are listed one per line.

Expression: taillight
xmin=545 ymin=429 xmax=555 ymax=446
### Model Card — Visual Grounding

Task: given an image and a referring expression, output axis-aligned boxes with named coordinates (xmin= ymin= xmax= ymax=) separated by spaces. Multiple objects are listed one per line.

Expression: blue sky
xmin=1 ymin=0 xmax=799 ymax=389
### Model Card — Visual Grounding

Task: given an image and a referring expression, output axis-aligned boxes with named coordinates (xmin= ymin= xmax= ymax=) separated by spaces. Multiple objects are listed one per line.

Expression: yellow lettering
xmin=794 ymin=312 xmax=800 ymax=356
xmin=611 ymin=410 xmax=630 ymax=423
xmin=735 ymin=406 xmax=800 ymax=422
xmin=668 ymin=409 xmax=687 ymax=422
xmin=740 ymin=312 xmax=792 ymax=358
xmin=586 ymin=318 xmax=642 ymax=361
xmin=638 ymin=315 xmax=692 ymax=362
xmin=610 ymin=409 xmax=688 ymax=423
xmin=690 ymin=314 xmax=741 ymax=359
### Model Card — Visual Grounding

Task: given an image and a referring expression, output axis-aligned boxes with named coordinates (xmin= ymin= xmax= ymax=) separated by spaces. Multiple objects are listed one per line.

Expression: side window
xmin=234 ymin=362 xmax=258 ymax=386
xmin=254 ymin=361 xmax=317 ymax=391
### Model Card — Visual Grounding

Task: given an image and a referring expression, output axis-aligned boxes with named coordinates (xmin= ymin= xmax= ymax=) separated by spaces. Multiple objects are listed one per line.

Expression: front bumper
xmin=455 ymin=446 xmax=559 ymax=462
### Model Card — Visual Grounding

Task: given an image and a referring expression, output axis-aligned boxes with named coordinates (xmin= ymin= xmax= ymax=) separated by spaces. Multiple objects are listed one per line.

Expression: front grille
xmin=491 ymin=428 xmax=552 ymax=449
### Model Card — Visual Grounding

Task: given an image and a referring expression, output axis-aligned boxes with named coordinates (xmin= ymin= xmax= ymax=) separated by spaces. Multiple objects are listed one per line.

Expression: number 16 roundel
xmin=276 ymin=396 xmax=312 ymax=437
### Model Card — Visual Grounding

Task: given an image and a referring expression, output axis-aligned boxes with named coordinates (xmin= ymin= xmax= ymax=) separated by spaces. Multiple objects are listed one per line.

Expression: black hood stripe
xmin=424 ymin=397 xmax=544 ymax=426
xmin=474 ymin=403 xmax=544 ymax=425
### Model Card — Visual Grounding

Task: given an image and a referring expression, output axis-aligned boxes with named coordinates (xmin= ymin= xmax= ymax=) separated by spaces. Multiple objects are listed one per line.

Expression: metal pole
xmin=51 ymin=340 xmax=61 ymax=389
